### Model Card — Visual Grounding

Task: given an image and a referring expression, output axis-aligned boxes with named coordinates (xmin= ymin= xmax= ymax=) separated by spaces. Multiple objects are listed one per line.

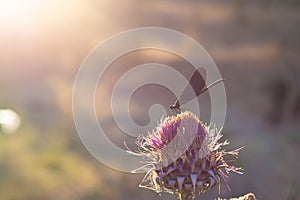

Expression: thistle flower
xmin=130 ymin=111 xmax=243 ymax=200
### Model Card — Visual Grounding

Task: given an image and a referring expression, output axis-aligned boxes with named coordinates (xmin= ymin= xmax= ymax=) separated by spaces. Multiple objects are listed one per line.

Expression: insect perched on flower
xmin=127 ymin=68 xmax=242 ymax=199
xmin=128 ymin=111 xmax=243 ymax=200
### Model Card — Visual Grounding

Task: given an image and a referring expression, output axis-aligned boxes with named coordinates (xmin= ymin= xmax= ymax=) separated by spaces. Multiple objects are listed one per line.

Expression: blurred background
xmin=0 ymin=0 xmax=300 ymax=199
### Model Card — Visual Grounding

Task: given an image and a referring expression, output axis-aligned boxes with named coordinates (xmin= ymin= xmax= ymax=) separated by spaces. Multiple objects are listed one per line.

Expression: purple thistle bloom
xmin=131 ymin=111 xmax=243 ymax=200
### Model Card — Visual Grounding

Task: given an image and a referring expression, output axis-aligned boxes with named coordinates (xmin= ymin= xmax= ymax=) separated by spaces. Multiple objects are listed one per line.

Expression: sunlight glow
xmin=0 ymin=0 xmax=45 ymax=31
xmin=0 ymin=0 xmax=84 ymax=33
xmin=0 ymin=109 xmax=21 ymax=134
xmin=0 ymin=0 xmax=39 ymax=19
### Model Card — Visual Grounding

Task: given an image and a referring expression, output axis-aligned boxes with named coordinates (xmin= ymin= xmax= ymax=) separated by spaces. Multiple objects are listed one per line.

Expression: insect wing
xmin=179 ymin=67 xmax=207 ymax=104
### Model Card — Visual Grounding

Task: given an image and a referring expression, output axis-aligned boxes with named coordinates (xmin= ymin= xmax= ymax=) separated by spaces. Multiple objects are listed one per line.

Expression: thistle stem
xmin=180 ymin=193 xmax=193 ymax=200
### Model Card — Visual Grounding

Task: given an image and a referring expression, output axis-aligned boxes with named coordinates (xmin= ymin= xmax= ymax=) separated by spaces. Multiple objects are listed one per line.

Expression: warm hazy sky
xmin=0 ymin=0 xmax=299 ymax=121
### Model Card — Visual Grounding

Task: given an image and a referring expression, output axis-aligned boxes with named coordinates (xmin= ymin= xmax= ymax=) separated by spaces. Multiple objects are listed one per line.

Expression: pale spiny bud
xmin=132 ymin=111 xmax=243 ymax=200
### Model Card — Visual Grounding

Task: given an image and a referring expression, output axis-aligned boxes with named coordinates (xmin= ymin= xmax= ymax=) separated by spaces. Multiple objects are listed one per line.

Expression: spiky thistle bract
xmin=129 ymin=111 xmax=243 ymax=200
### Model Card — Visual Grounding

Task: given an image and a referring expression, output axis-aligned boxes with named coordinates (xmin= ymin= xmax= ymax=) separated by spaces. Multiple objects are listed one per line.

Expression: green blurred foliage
xmin=0 ymin=125 xmax=107 ymax=200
